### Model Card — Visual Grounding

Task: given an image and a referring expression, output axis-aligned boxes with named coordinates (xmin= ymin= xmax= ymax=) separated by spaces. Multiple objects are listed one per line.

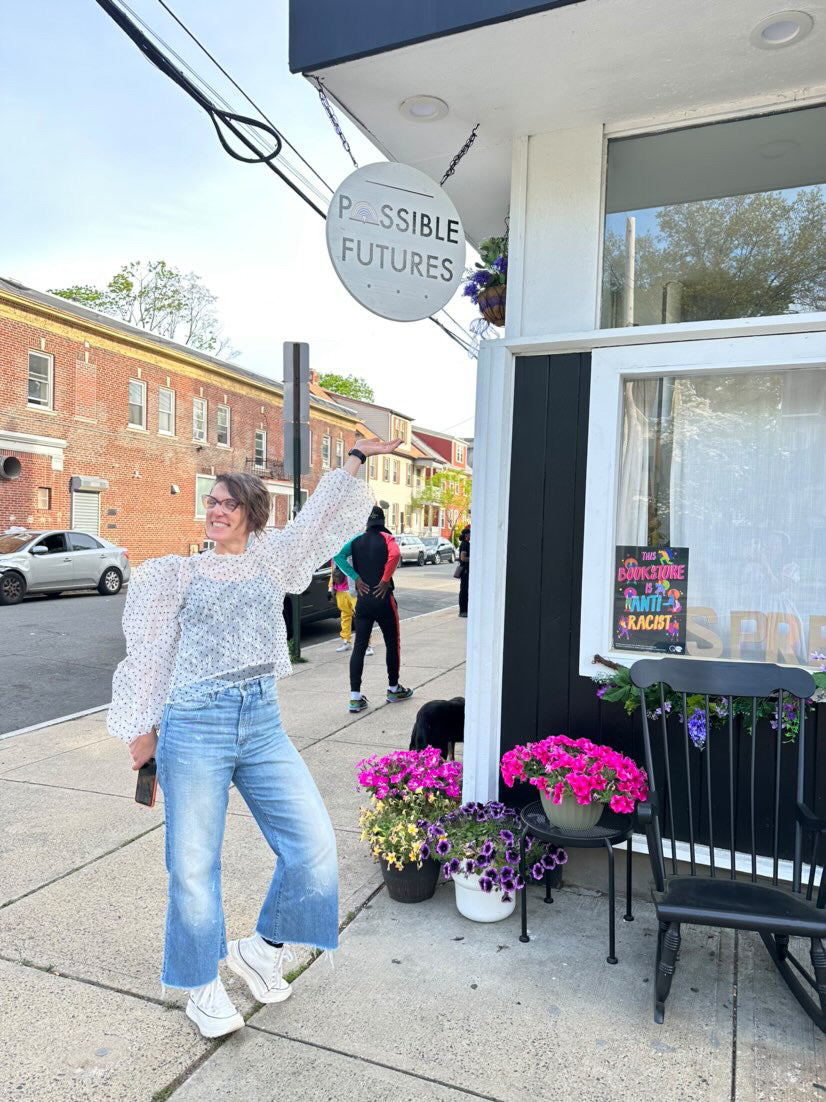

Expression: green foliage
xmin=410 ymin=469 xmax=472 ymax=532
xmin=50 ymin=260 xmax=238 ymax=359
xmin=317 ymin=373 xmax=375 ymax=402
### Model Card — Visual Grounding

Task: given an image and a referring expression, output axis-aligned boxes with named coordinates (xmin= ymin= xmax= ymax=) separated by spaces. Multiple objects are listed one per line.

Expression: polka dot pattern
xmin=108 ymin=469 xmax=373 ymax=742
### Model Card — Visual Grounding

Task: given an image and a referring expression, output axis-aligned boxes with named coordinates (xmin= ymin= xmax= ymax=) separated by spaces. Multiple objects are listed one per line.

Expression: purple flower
xmin=443 ymin=864 xmax=453 ymax=880
xmin=500 ymin=865 xmax=515 ymax=880
xmin=479 ymin=876 xmax=494 ymax=893
xmin=596 ymin=685 xmax=609 ymax=700
xmin=419 ymin=842 xmax=431 ymax=860
xmin=530 ymin=862 xmax=545 ymax=881
xmin=501 ymin=878 xmax=515 ymax=893
xmin=494 ymin=255 xmax=507 ymax=275
xmin=541 ymin=852 xmax=558 ymax=870
xmin=514 ymin=874 xmax=525 ymax=890
xmin=465 ymin=859 xmax=476 ymax=875
xmin=474 ymin=858 xmax=488 ymax=873
xmin=436 ymin=837 xmax=451 ymax=856
xmin=480 ymin=840 xmax=495 ymax=860
xmin=687 ymin=708 xmax=707 ymax=750
xmin=555 ymin=851 xmax=568 ymax=866
xmin=499 ymin=829 xmax=515 ymax=845
xmin=501 ymin=892 xmax=513 ymax=903
xmin=473 ymin=269 xmax=492 ymax=288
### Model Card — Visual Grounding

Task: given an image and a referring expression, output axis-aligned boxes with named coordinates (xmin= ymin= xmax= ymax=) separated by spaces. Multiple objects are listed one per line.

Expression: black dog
xmin=409 ymin=697 xmax=465 ymax=760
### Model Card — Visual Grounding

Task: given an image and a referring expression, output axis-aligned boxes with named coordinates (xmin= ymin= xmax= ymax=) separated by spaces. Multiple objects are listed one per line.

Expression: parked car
xmin=393 ymin=534 xmax=426 ymax=566
xmin=421 ymin=536 xmax=456 ymax=565
xmin=0 ymin=528 xmax=131 ymax=605
xmin=283 ymin=561 xmax=338 ymax=639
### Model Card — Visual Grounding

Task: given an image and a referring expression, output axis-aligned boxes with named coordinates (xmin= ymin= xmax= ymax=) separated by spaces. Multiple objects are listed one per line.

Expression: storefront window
xmin=601 ymin=105 xmax=826 ymax=328
xmin=616 ymin=369 xmax=826 ymax=663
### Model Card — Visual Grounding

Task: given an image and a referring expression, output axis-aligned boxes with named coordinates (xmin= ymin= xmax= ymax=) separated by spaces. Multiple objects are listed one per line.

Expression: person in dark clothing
xmin=334 ymin=505 xmax=413 ymax=713
xmin=458 ymin=526 xmax=470 ymax=618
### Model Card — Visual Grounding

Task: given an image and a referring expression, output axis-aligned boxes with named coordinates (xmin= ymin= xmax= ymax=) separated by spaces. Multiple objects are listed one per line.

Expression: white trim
xmin=463 ymin=340 xmax=514 ymax=803
xmin=192 ymin=396 xmax=208 ymax=443
xmin=158 ymin=386 xmax=176 ymax=436
xmin=579 ymin=330 xmax=826 ymax=676
xmin=504 ymin=134 xmax=529 ymax=339
xmin=0 ymin=428 xmax=67 ymax=472
xmin=628 ymin=831 xmax=819 ymax=889
xmin=502 ymin=310 xmax=826 ymax=356
xmin=27 ymin=349 xmax=54 ymax=411
xmin=127 ymin=378 xmax=147 ymax=430
xmin=216 ymin=403 xmax=231 ymax=446
xmin=604 ymin=90 xmax=826 ymax=140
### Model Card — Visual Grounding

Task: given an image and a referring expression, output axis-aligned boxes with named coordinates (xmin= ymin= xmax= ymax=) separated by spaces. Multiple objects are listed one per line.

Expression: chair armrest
xmin=637 ymin=799 xmax=656 ymax=826
xmin=797 ymin=801 xmax=826 ymax=833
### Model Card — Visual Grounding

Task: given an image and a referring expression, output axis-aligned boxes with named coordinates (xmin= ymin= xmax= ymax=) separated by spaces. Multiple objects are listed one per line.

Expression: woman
xmin=109 ymin=438 xmax=400 ymax=1038
xmin=458 ymin=525 xmax=470 ymax=618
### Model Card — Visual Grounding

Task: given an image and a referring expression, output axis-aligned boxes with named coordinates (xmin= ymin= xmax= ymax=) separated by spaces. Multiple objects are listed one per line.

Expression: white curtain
xmin=617 ymin=369 xmax=826 ymax=662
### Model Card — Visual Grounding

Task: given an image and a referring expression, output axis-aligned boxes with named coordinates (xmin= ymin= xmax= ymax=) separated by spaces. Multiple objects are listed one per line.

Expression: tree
xmin=317 ymin=373 xmax=375 ymax=402
xmin=50 ymin=260 xmax=239 ymax=359
xmin=603 ymin=187 xmax=826 ymax=325
xmin=410 ymin=470 xmax=472 ymax=537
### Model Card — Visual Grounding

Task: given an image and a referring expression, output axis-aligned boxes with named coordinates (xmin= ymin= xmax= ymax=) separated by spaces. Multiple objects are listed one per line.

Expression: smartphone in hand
xmin=135 ymin=757 xmax=158 ymax=808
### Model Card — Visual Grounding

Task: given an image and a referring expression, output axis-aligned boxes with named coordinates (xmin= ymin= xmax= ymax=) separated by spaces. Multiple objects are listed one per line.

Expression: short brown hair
xmin=212 ymin=472 xmax=270 ymax=535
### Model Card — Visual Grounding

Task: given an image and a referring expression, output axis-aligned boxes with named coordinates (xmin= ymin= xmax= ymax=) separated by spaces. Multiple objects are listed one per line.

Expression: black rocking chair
xmin=630 ymin=657 xmax=825 ymax=1030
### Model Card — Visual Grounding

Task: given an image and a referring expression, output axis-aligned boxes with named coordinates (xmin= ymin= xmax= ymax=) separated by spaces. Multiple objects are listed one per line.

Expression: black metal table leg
xmin=544 ymin=867 xmax=553 ymax=904
xmin=605 ymin=838 xmax=617 ymax=964
xmin=624 ymin=836 xmax=634 ymax=921
xmin=519 ymin=829 xmax=530 ymax=943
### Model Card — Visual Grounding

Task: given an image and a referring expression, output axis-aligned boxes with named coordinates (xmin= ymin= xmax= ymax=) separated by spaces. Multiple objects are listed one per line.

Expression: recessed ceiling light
xmin=750 ymin=10 xmax=814 ymax=48
xmin=399 ymin=96 xmax=449 ymax=122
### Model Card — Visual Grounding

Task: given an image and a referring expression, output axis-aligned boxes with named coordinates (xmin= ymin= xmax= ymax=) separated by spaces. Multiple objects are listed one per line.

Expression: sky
xmin=0 ymin=0 xmax=478 ymax=435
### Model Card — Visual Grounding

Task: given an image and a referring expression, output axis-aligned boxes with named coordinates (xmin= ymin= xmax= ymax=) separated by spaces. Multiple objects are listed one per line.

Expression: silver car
xmin=0 ymin=528 xmax=131 ymax=605
xmin=421 ymin=536 xmax=456 ymax=565
xmin=392 ymin=534 xmax=427 ymax=566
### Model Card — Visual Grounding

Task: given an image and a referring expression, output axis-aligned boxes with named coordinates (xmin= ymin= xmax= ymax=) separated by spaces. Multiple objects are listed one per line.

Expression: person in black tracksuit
xmin=336 ymin=506 xmax=413 ymax=713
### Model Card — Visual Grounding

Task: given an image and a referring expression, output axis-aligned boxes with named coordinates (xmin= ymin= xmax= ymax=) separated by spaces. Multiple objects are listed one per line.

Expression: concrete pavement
xmin=0 ymin=607 xmax=822 ymax=1100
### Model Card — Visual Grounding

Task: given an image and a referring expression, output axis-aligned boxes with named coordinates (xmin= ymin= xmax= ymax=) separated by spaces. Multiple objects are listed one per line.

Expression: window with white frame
xmin=335 ymin=438 xmax=344 ymax=467
xmin=217 ymin=404 xmax=231 ymax=446
xmin=28 ymin=351 xmax=53 ymax=409
xmin=392 ymin=459 xmax=400 ymax=483
xmin=321 ymin=434 xmax=331 ymax=468
xmin=192 ymin=397 xmax=207 ymax=442
xmin=195 ymin=473 xmax=215 ymax=519
xmin=158 ymin=387 xmax=175 ymax=435
xmin=128 ymin=379 xmax=147 ymax=428
xmin=368 ymin=456 xmax=377 ymax=479
xmin=254 ymin=429 xmax=267 ymax=466
xmin=456 ymin=443 xmax=465 ymax=464
xmin=391 ymin=503 xmax=399 ymax=529
xmin=382 ymin=457 xmax=390 ymax=481
xmin=601 ymin=104 xmax=826 ymax=329
xmin=581 ymin=334 xmax=826 ymax=671
xmin=405 ymin=462 xmax=412 ymax=486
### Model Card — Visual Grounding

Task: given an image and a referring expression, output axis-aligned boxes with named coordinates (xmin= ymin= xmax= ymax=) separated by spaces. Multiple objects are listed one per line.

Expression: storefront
xmin=289 ymin=1 xmax=826 ymax=813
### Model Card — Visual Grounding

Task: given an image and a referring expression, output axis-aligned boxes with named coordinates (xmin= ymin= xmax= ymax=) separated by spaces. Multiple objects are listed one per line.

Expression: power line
xmin=95 ymin=0 xmax=477 ymax=356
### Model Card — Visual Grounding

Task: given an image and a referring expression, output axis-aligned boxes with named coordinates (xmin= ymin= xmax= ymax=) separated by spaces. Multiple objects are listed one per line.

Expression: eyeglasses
xmin=202 ymin=495 xmax=240 ymax=513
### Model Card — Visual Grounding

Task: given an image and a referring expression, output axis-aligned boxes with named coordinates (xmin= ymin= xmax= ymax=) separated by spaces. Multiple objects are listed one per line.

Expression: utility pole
xmin=283 ymin=342 xmax=310 ymax=658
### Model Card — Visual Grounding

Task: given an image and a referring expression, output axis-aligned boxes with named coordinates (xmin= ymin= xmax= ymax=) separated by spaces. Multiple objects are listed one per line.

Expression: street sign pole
xmin=283 ymin=342 xmax=310 ymax=660
xmin=290 ymin=342 xmax=302 ymax=659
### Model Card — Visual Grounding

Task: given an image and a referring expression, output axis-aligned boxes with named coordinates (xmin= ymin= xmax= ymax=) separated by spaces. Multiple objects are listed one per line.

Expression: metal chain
xmin=312 ymin=77 xmax=358 ymax=170
xmin=440 ymin=124 xmax=479 ymax=186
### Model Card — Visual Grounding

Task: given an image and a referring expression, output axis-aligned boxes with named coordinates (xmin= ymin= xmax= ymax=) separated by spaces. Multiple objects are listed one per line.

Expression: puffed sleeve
xmin=107 ymin=556 xmax=183 ymax=743
xmin=259 ymin=468 xmax=373 ymax=595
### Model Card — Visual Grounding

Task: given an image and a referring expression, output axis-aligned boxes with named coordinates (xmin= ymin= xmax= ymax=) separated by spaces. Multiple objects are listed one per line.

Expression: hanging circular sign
xmin=326 ymin=162 xmax=466 ymax=323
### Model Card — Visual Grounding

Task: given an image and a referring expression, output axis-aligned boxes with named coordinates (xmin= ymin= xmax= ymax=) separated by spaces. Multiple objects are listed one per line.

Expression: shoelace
xmin=272 ymin=945 xmax=295 ymax=987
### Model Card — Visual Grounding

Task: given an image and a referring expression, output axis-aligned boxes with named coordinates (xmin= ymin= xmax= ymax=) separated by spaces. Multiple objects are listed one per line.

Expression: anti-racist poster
xmin=613 ymin=546 xmax=689 ymax=653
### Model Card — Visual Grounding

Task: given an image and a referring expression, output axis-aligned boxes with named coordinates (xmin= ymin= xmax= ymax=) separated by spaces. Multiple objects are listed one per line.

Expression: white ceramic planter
xmin=453 ymin=872 xmax=517 ymax=923
xmin=540 ymin=792 xmax=603 ymax=830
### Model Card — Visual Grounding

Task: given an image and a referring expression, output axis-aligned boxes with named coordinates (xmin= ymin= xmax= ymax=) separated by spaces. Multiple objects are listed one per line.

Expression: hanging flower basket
xmin=476 ymin=283 xmax=507 ymax=327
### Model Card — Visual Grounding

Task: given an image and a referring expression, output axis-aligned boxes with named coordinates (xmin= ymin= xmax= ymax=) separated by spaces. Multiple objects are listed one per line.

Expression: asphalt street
xmin=0 ymin=560 xmax=461 ymax=735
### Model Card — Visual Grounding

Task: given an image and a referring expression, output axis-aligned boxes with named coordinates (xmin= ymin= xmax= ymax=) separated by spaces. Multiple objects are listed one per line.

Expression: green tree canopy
xmin=317 ymin=373 xmax=375 ymax=402
xmin=50 ymin=260 xmax=239 ymax=359
xmin=410 ymin=470 xmax=472 ymax=536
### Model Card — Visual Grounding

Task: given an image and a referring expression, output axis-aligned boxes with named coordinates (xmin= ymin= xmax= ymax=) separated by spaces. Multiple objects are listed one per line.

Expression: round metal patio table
xmin=518 ymin=801 xmax=635 ymax=964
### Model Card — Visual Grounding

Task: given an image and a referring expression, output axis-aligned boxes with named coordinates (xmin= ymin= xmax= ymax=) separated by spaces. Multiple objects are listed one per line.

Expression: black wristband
xmin=348 ymin=448 xmax=367 ymax=464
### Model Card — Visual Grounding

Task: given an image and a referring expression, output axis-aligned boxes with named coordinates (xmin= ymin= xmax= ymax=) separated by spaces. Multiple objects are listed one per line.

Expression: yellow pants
xmin=336 ymin=591 xmax=357 ymax=641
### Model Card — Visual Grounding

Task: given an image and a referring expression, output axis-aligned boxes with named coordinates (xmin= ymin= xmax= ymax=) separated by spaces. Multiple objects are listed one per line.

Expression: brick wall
xmin=0 ymin=299 xmax=360 ymax=565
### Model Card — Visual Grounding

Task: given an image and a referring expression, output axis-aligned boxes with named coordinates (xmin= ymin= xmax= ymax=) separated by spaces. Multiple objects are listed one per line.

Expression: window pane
xmin=601 ymin=105 xmax=826 ymax=328
xmin=195 ymin=474 xmax=214 ymax=518
xmin=616 ymin=370 xmax=826 ymax=662
xmin=69 ymin=532 xmax=101 ymax=550
xmin=28 ymin=353 xmax=52 ymax=407
xmin=128 ymin=380 xmax=145 ymax=427
xmin=193 ymin=398 xmax=207 ymax=441
xmin=255 ymin=430 xmax=266 ymax=464
xmin=159 ymin=388 xmax=174 ymax=433
xmin=217 ymin=406 xmax=229 ymax=444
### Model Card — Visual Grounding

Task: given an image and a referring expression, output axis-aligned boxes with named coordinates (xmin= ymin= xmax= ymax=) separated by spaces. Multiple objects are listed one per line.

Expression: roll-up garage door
xmin=71 ymin=491 xmax=101 ymax=536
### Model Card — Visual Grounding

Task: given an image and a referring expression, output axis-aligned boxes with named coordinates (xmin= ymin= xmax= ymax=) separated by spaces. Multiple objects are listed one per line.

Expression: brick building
xmin=0 ymin=277 xmax=362 ymax=565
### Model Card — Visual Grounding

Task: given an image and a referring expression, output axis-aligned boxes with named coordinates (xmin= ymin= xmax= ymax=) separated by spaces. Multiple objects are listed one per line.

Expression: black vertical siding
xmin=499 ymin=352 xmax=824 ymax=860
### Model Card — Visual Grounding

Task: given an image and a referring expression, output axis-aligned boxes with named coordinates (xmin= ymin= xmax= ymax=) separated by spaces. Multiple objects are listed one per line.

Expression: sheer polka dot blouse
xmin=108 ymin=469 xmax=373 ymax=743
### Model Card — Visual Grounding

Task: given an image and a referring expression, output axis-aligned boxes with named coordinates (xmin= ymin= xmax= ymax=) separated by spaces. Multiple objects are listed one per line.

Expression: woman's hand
xmin=356 ymin=437 xmax=403 ymax=457
xmin=129 ymin=730 xmax=158 ymax=771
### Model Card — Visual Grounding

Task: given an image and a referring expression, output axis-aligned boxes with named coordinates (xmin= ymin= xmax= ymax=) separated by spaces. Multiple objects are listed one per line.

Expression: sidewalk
xmin=0 ymin=607 xmax=822 ymax=1100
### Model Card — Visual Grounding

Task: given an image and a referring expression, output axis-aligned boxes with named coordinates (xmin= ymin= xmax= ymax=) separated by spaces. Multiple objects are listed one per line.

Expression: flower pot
xmin=540 ymin=792 xmax=603 ymax=831
xmin=380 ymin=857 xmax=440 ymax=903
xmin=477 ymin=283 xmax=506 ymax=326
xmin=453 ymin=872 xmax=517 ymax=923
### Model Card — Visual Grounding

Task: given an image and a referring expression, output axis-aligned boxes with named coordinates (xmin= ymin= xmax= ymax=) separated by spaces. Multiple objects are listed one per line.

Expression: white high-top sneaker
xmin=227 ymin=933 xmax=294 ymax=1003
xmin=185 ymin=976 xmax=245 ymax=1038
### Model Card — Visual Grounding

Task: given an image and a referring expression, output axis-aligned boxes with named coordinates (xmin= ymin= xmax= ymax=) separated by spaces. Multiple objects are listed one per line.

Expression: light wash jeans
xmin=156 ymin=675 xmax=338 ymax=990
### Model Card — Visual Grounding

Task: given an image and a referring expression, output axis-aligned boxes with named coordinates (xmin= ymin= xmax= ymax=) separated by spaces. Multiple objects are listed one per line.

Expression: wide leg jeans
xmin=157 ymin=675 xmax=338 ymax=990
